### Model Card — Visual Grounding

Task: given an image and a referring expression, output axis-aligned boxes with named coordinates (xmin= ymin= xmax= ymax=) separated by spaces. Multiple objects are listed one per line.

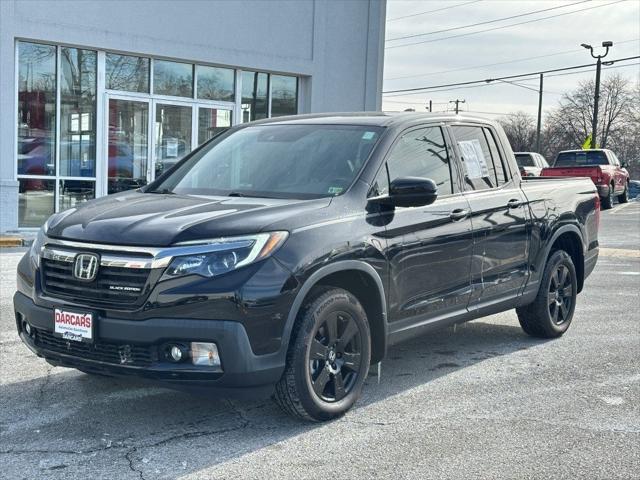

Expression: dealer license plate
xmin=54 ymin=308 xmax=94 ymax=343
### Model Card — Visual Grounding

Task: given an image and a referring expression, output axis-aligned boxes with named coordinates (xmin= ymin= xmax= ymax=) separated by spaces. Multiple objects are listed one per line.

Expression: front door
xmin=372 ymin=125 xmax=474 ymax=332
xmin=449 ymin=124 xmax=529 ymax=310
xmin=106 ymin=96 xmax=151 ymax=194
xmin=105 ymin=96 xmax=233 ymax=194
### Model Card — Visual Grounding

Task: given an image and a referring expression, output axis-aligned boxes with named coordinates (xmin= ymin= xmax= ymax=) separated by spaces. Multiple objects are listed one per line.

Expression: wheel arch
xmin=544 ymin=225 xmax=585 ymax=293
xmin=282 ymin=261 xmax=388 ymax=365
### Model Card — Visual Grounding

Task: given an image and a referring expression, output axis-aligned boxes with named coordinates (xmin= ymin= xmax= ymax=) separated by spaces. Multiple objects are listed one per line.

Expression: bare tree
xmin=544 ymin=74 xmax=635 ymax=153
xmin=497 ymin=112 xmax=537 ymax=152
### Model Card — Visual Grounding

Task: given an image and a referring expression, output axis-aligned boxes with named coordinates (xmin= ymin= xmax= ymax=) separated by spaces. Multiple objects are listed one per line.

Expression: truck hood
xmin=46 ymin=191 xmax=331 ymax=247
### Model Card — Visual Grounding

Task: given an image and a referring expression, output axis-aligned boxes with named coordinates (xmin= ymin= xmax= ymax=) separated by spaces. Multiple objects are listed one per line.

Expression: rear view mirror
xmin=370 ymin=176 xmax=438 ymax=208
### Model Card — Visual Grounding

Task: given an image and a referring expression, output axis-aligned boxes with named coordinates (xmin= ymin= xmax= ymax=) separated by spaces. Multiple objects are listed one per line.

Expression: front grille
xmin=34 ymin=328 xmax=155 ymax=367
xmin=41 ymin=257 xmax=151 ymax=306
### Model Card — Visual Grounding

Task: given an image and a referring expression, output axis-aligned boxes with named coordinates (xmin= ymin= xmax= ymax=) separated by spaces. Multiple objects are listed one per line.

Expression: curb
xmin=0 ymin=236 xmax=34 ymax=248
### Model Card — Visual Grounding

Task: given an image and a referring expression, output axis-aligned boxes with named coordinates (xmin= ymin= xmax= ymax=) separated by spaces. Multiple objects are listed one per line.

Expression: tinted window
xmin=151 ymin=125 xmax=383 ymax=199
xmin=379 ymin=126 xmax=453 ymax=196
xmin=106 ymin=53 xmax=149 ymax=92
xmin=554 ymin=151 xmax=608 ymax=167
xmin=153 ymin=60 xmax=193 ymax=97
xmin=451 ymin=125 xmax=497 ymax=190
xmin=271 ymin=75 xmax=298 ymax=117
xmin=196 ymin=65 xmax=235 ymax=102
xmin=515 ymin=153 xmax=535 ymax=167
xmin=241 ymin=71 xmax=268 ymax=122
xmin=17 ymin=42 xmax=56 ymax=177
xmin=60 ymin=47 xmax=97 ymax=177
xmin=483 ymin=128 xmax=508 ymax=184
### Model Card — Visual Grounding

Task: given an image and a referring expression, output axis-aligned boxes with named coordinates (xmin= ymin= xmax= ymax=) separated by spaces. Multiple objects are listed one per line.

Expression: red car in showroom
xmin=541 ymin=149 xmax=630 ymax=209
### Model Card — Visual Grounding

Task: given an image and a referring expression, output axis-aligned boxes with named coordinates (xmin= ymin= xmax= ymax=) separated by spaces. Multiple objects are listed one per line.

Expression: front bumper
xmin=14 ymin=291 xmax=285 ymax=390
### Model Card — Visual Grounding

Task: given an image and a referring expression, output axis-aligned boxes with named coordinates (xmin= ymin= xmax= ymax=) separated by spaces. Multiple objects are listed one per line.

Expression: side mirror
xmin=370 ymin=176 xmax=438 ymax=208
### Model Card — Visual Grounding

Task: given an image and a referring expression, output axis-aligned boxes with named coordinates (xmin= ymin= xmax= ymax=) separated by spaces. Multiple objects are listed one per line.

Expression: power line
xmin=386 ymin=0 xmax=627 ymax=49
xmin=382 ymin=62 xmax=639 ymax=104
xmin=386 ymin=0 xmax=482 ymax=22
xmin=386 ymin=0 xmax=588 ymax=42
xmin=382 ymin=55 xmax=640 ymax=95
xmin=384 ymin=38 xmax=639 ymax=81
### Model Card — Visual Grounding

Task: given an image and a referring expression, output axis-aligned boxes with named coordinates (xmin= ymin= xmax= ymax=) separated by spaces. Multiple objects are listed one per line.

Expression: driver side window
xmin=371 ymin=126 xmax=454 ymax=197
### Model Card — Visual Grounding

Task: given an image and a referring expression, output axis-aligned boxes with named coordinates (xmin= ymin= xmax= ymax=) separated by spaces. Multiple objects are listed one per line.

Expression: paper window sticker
xmin=458 ymin=140 xmax=482 ymax=179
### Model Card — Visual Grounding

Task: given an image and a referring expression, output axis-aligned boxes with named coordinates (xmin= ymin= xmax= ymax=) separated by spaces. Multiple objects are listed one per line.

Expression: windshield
xmin=149 ymin=124 xmax=383 ymax=198
xmin=515 ymin=153 xmax=534 ymax=167
xmin=554 ymin=151 xmax=608 ymax=167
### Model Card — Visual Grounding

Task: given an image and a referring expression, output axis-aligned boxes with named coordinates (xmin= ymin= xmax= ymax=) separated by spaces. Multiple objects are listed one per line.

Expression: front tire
xmin=274 ymin=288 xmax=371 ymax=421
xmin=618 ymin=182 xmax=629 ymax=204
xmin=516 ymin=250 xmax=577 ymax=338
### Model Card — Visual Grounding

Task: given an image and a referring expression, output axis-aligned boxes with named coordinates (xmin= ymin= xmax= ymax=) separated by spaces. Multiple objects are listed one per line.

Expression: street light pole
xmin=581 ymin=41 xmax=613 ymax=148
xmin=536 ymin=73 xmax=543 ymax=153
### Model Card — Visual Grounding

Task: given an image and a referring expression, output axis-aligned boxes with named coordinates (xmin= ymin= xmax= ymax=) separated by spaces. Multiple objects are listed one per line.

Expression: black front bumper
xmin=14 ymin=292 xmax=285 ymax=391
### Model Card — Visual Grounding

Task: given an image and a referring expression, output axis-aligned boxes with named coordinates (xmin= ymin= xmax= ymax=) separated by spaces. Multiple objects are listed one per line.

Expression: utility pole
xmin=449 ymin=99 xmax=465 ymax=114
xmin=427 ymin=100 xmax=432 ymax=112
xmin=581 ymin=41 xmax=613 ymax=148
xmin=536 ymin=73 xmax=543 ymax=153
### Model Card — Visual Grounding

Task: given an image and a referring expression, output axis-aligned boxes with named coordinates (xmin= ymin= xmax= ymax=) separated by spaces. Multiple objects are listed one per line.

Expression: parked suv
xmin=514 ymin=151 xmax=549 ymax=177
xmin=15 ymin=113 xmax=600 ymax=421
xmin=541 ymin=149 xmax=630 ymax=209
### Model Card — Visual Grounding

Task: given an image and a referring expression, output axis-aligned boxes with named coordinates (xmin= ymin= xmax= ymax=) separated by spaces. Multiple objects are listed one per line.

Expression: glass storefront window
xmin=60 ymin=47 xmax=97 ymax=177
xmin=154 ymin=104 xmax=192 ymax=177
xmin=59 ymin=180 xmax=95 ymax=211
xmin=198 ymin=108 xmax=232 ymax=145
xmin=108 ymin=99 xmax=149 ymax=194
xmin=18 ymin=179 xmax=55 ymax=228
xmin=15 ymin=42 xmax=302 ymax=228
xmin=153 ymin=60 xmax=193 ymax=98
xmin=197 ymin=65 xmax=235 ymax=102
xmin=105 ymin=53 xmax=150 ymax=93
xmin=17 ymin=42 xmax=57 ymax=176
xmin=271 ymin=75 xmax=298 ymax=117
xmin=241 ymin=71 xmax=268 ymax=122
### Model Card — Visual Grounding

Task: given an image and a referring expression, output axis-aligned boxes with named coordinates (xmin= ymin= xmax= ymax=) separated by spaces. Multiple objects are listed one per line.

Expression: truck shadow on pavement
xmin=1 ymin=320 xmax=547 ymax=478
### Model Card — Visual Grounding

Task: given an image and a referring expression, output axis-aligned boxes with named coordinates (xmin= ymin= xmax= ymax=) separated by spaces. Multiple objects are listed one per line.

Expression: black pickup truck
xmin=15 ymin=113 xmax=600 ymax=421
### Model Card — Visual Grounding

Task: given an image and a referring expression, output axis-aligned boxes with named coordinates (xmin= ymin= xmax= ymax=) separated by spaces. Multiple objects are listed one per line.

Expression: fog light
xmin=191 ymin=342 xmax=221 ymax=369
xmin=170 ymin=345 xmax=183 ymax=362
xmin=24 ymin=322 xmax=31 ymax=335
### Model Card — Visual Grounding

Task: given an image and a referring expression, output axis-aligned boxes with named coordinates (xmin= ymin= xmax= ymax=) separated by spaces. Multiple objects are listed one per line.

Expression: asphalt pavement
xmin=1 ymin=201 xmax=639 ymax=479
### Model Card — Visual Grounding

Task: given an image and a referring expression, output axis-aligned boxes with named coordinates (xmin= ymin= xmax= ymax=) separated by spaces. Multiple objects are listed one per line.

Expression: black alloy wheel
xmin=274 ymin=288 xmax=371 ymax=421
xmin=516 ymin=249 xmax=578 ymax=338
xmin=547 ymin=263 xmax=573 ymax=325
xmin=308 ymin=311 xmax=362 ymax=402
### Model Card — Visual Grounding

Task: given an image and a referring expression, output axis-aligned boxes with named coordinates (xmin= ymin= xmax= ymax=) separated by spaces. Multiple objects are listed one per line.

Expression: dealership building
xmin=0 ymin=0 xmax=386 ymax=232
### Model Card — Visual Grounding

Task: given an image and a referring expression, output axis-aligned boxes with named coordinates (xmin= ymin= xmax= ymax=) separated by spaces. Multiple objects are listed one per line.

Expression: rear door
xmin=448 ymin=123 xmax=529 ymax=311
xmin=370 ymin=124 xmax=474 ymax=329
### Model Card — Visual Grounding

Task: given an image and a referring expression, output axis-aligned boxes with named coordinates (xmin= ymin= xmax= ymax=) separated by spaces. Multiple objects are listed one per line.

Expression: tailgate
xmin=541 ymin=166 xmax=600 ymax=184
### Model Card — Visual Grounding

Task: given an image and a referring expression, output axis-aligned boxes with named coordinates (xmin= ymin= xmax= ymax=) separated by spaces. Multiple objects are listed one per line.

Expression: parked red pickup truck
xmin=541 ymin=149 xmax=630 ymax=209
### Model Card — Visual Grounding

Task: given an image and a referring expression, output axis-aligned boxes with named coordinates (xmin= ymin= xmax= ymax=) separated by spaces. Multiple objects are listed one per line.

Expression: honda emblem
xmin=73 ymin=253 xmax=99 ymax=281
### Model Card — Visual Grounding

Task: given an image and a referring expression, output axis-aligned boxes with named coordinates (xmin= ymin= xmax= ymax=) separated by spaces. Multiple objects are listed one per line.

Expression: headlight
xmin=29 ymin=222 xmax=48 ymax=268
xmin=163 ymin=232 xmax=288 ymax=279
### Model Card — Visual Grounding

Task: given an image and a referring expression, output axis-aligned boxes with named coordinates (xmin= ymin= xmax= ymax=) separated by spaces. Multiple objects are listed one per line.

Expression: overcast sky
xmin=382 ymin=0 xmax=640 ymax=120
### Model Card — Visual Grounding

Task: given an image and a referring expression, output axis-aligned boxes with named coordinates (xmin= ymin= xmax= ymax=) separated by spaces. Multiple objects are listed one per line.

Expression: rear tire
xmin=618 ymin=183 xmax=629 ymax=204
xmin=601 ymin=183 xmax=614 ymax=209
xmin=274 ymin=288 xmax=371 ymax=421
xmin=516 ymin=250 xmax=577 ymax=338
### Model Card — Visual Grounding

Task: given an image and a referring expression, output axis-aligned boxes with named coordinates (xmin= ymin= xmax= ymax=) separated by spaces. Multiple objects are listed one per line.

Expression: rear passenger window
xmin=483 ymin=127 xmax=510 ymax=185
xmin=451 ymin=125 xmax=502 ymax=190
xmin=372 ymin=126 xmax=454 ymax=196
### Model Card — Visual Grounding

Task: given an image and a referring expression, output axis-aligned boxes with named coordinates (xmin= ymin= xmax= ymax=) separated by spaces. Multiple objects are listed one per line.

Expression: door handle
xmin=507 ymin=199 xmax=522 ymax=209
xmin=449 ymin=208 xmax=470 ymax=221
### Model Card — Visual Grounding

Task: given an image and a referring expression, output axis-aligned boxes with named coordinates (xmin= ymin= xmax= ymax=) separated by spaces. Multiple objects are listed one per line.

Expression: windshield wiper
xmin=148 ymin=188 xmax=175 ymax=195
